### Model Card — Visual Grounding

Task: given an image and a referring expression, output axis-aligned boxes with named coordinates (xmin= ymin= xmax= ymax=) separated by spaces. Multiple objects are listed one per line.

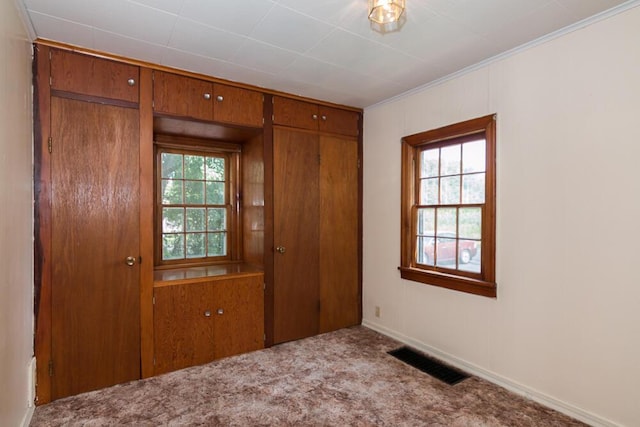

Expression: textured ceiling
xmin=18 ymin=0 xmax=635 ymax=107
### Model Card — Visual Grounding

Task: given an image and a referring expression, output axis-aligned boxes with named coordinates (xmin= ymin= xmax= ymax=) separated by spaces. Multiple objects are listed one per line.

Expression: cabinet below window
xmin=153 ymin=265 xmax=264 ymax=375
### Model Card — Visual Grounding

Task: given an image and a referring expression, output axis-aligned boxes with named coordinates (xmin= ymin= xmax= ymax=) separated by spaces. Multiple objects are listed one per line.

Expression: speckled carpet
xmin=31 ymin=326 xmax=585 ymax=426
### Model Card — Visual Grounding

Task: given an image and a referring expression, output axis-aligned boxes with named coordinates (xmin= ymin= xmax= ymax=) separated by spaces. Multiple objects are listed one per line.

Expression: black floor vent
xmin=388 ymin=346 xmax=470 ymax=385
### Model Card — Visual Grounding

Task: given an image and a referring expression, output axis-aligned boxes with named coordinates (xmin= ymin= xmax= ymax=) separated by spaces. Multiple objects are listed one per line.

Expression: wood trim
xmin=263 ymin=94 xmax=275 ymax=347
xmin=49 ymin=90 xmax=139 ymax=109
xmin=399 ymin=267 xmax=496 ymax=298
xmin=35 ymin=39 xmax=363 ymax=113
xmin=357 ymin=112 xmax=363 ymax=324
xmin=33 ymin=42 xmax=52 ymax=405
xmin=139 ymin=67 xmax=155 ymax=379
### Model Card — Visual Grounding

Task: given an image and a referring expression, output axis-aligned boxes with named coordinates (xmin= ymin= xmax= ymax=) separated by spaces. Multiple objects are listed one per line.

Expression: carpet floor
xmin=31 ymin=326 xmax=585 ymax=426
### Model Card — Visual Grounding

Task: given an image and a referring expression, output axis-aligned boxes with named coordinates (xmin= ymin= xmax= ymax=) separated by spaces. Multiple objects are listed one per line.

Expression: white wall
xmin=363 ymin=5 xmax=640 ymax=427
xmin=0 ymin=0 xmax=34 ymax=426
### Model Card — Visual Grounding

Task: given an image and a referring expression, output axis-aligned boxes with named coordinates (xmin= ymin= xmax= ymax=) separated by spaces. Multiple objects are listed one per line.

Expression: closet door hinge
xmin=47 ymin=137 xmax=52 ymax=153
xmin=48 ymin=360 xmax=54 ymax=377
xmin=152 ymin=296 xmax=156 ymax=305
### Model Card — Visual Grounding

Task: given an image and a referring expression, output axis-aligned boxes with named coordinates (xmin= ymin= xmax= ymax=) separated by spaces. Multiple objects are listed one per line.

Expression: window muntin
xmin=400 ymin=115 xmax=496 ymax=297
xmin=415 ymin=139 xmax=485 ymax=274
xmin=159 ymin=150 xmax=230 ymax=263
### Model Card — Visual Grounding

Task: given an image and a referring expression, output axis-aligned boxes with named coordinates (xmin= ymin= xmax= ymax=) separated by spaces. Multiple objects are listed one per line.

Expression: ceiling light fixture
xmin=368 ymin=0 xmax=406 ymax=33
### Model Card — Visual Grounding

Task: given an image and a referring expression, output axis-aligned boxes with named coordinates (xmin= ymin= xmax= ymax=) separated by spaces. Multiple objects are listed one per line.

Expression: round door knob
xmin=321 ymin=115 xmax=327 ymax=121
xmin=217 ymin=308 xmax=224 ymax=315
xmin=204 ymin=310 xmax=211 ymax=317
xmin=312 ymin=114 xmax=318 ymax=120
xmin=275 ymin=246 xmax=286 ymax=254
xmin=203 ymin=93 xmax=211 ymax=100
xmin=127 ymin=78 xmax=136 ymax=86
xmin=125 ymin=256 xmax=136 ymax=266
xmin=216 ymin=95 xmax=224 ymax=102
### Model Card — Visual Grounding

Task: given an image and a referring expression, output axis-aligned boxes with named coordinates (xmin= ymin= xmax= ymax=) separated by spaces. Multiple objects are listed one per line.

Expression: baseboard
xmin=20 ymin=407 xmax=34 ymax=427
xmin=362 ymin=319 xmax=620 ymax=427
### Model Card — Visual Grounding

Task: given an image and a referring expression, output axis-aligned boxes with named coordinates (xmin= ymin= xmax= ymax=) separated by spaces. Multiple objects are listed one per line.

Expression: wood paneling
xmin=319 ymin=135 xmax=360 ymax=332
xmin=273 ymin=96 xmax=319 ymax=131
xmin=153 ymin=274 xmax=264 ymax=374
xmin=212 ymin=276 xmax=264 ymax=359
xmin=50 ymin=97 xmax=140 ymax=399
xmin=213 ymin=84 xmax=263 ymax=127
xmin=153 ymin=71 xmax=213 ymax=121
xmin=318 ymin=106 xmax=360 ymax=137
xmin=242 ymin=134 xmax=265 ymax=267
xmin=153 ymin=282 xmax=214 ymax=375
xmin=273 ymin=127 xmax=320 ymax=343
xmin=50 ymin=49 xmax=139 ymax=103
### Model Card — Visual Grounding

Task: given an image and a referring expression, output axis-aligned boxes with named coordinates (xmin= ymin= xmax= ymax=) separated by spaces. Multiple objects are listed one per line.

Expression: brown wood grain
xmin=153 ymin=71 xmax=213 ymax=121
xmin=50 ymin=48 xmax=139 ymax=103
xmin=272 ymin=96 xmax=319 ymax=131
xmin=139 ymin=67 xmax=155 ymax=378
xmin=34 ymin=43 xmax=53 ymax=405
xmin=50 ymin=97 xmax=141 ymax=399
xmin=213 ymin=84 xmax=264 ymax=127
xmin=318 ymin=106 xmax=360 ymax=137
xmin=262 ymin=95 xmax=275 ymax=347
xmin=153 ymin=282 xmax=214 ymax=375
xmin=319 ymin=135 xmax=360 ymax=333
xmin=273 ymin=127 xmax=320 ymax=343
xmin=242 ymin=134 xmax=265 ymax=268
xmin=212 ymin=276 xmax=265 ymax=359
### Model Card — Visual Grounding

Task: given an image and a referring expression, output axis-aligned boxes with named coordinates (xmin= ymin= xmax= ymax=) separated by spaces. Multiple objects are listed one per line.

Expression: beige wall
xmin=363 ymin=5 xmax=640 ymax=427
xmin=0 ymin=0 xmax=33 ymax=426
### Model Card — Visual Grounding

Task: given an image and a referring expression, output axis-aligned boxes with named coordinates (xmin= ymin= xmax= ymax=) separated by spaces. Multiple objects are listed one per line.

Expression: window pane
xmin=162 ymin=208 xmax=184 ymax=232
xmin=462 ymin=173 xmax=485 ymax=204
xmin=161 ymin=153 xmax=183 ymax=179
xmin=420 ymin=178 xmax=439 ymax=205
xmin=417 ymin=235 xmax=435 ymax=266
xmin=206 ymin=182 xmax=225 ymax=205
xmin=441 ymin=145 xmax=461 ymax=175
xmin=208 ymin=208 xmax=227 ymax=231
xmin=207 ymin=232 xmax=227 ymax=256
xmin=459 ymin=241 xmax=481 ymax=273
xmin=463 ymin=140 xmax=486 ymax=173
xmin=440 ymin=176 xmax=460 ymax=204
xmin=185 ymin=181 xmax=205 ymax=204
xmin=437 ymin=208 xmax=457 ymax=235
xmin=161 ymin=179 xmax=183 ymax=204
xmin=184 ymin=155 xmax=204 ymax=180
xmin=459 ymin=208 xmax=482 ymax=239
xmin=206 ymin=157 xmax=225 ymax=181
xmin=420 ymin=149 xmax=439 ymax=178
xmin=186 ymin=233 xmax=206 ymax=258
xmin=417 ymin=208 xmax=435 ymax=235
xmin=186 ymin=208 xmax=206 ymax=232
xmin=162 ymin=234 xmax=184 ymax=260
xmin=435 ymin=237 xmax=457 ymax=267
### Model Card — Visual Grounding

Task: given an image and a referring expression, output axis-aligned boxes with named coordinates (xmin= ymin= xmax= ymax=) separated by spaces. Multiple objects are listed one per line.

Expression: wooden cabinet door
xmin=213 ymin=84 xmax=263 ymax=127
xmin=153 ymin=71 xmax=213 ymax=121
xmin=273 ymin=127 xmax=320 ymax=343
xmin=273 ymin=96 xmax=319 ymax=131
xmin=50 ymin=97 xmax=140 ymax=399
xmin=318 ymin=106 xmax=360 ymax=137
xmin=212 ymin=276 xmax=264 ymax=359
xmin=50 ymin=49 xmax=139 ymax=102
xmin=153 ymin=283 xmax=214 ymax=375
xmin=319 ymin=135 xmax=360 ymax=333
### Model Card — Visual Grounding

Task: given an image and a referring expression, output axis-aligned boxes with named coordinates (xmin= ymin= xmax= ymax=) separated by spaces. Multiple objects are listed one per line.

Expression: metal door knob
xmin=312 ymin=114 xmax=318 ymax=120
xmin=217 ymin=308 xmax=224 ymax=315
xmin=275 ymin=246 xmax=286 ymax=254
xmin=203 ymin=93 xmax=211 ymax=100
xmin=204 ymin=310 xmax=211 ymax=317
xmin=216 ymin=95 xmax=224 ymax=102
xmin=127 ymin=78 xmax=136 ymax=86
xmin=125 ymin=256 xmax=136 ymax=266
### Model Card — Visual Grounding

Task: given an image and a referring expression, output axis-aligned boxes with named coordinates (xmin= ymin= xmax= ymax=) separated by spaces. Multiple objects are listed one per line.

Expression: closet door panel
xmin=50 ymin=97 xmax=140 ymax=399
xmin=319 ymin=135 xmax=360 ymax=332
xmin=273 ymin=127 xmax=320 ymax=343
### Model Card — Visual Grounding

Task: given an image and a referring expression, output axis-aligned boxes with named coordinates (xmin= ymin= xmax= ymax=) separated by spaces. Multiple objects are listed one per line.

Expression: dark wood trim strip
xmin=399 ymin=267 xmax=497 ymax=298
xmin=50 ymin=89 xmax=139 ymax=109
xmin=357 ymin=111 xmax=364 ymax=324
xmin=34 ymin=43 xmax=52 ymax=405
xmin=263 ymin=94 xmax=275 ymax=348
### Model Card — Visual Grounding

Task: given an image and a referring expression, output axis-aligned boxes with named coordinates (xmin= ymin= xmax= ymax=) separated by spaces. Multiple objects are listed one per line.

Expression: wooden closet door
xmin=319 ymin=135 xmax=359 ymax=333
xmin=273 ymin=127 xmax=320 ymax=343
xmin=50 ymin=97 xmax=140 ymax=399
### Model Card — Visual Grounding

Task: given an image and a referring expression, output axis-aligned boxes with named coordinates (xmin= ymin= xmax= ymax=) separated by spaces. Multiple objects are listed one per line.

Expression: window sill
xmin=154 ymin=263 xmax=263 ymax=287
xmin=398 ymin=266 xmax=496 ymax=298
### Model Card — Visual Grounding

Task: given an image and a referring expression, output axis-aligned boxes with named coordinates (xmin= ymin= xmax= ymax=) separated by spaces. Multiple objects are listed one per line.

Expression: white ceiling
xmin=17 ymin=0 xmax=635 ymax=108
